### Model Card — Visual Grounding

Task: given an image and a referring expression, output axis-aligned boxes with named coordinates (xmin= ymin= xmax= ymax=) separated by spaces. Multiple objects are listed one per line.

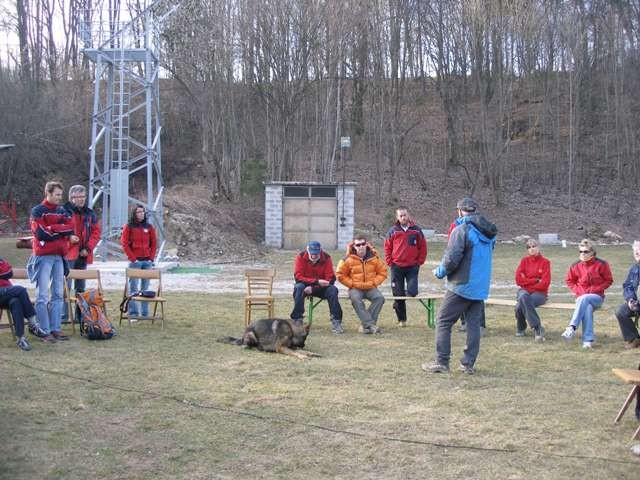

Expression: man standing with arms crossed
xmin=384 ymin=207 xmax=427 ymax=327
xmin=423 ymin=198 xmax=497 ymax=375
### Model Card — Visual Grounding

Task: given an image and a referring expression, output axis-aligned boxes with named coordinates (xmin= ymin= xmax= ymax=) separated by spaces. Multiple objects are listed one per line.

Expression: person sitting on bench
xmin=615 ymin=240 xmax=640 ymax=349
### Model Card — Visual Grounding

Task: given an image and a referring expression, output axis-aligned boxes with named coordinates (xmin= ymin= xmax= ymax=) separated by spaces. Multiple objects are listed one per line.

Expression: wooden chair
xmin=119 ymin=268 xmax=166 ymax=328
xmin=244 ymin=269 xmax=276 ymax=326
xmin=64 ymin=269 xmax=109 ymax=335
xmin=612 ymin=368 xmax=640 ymax=441
xmin=0 ymin=268 xmax=29 ymax=339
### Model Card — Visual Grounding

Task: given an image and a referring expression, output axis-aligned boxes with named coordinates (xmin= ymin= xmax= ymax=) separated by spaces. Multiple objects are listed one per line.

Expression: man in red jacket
xmin=384 ymin=207 xmax=427 ymax=326
xmin=63 ymin=185 xmax=101 ymax=322
xmin=27 ymin=180 xmax=76 ymax=342
xmin=290 ymin=241 xmax=344 ymax=334
xmin=514 ymin=238 xmax=551 ymax=341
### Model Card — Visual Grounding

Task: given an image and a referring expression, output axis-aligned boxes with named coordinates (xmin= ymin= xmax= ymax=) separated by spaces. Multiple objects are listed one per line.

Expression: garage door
xmin=283 ymin=186 xmax=337 ymax=250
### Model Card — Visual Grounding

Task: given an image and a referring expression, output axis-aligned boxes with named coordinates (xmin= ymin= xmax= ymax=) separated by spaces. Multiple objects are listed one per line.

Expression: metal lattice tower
xmin=81 ymin=2 xmax=179 ymax=260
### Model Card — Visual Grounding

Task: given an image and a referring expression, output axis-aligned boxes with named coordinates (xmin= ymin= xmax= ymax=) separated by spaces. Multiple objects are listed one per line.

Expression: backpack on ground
xmin=77 ymin=289 xmax=115 ymax=340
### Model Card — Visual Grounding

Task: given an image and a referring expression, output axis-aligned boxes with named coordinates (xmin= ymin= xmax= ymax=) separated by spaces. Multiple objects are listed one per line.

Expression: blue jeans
xmin=569 ymin=294 xmax=604 ymax=342
xmin=390 ymin=265 xmax=419 ymax=321
xmin=128 ymin=260 xmax=153 ymax=316
xmin=28 ymin=255 xmax=64 ymax=335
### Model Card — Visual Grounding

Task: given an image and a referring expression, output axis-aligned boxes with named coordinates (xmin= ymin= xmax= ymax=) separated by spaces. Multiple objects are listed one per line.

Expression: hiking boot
xmin=515 ymin=329 xmax=526 ymax=337
xmin=561 ymin=326 xmax=576 ymax=341
xmin=28 ymin=323 xmax=47 ymax=338
xmin=51 ymin=331 xmax=70 ymax=341
xmin=582 ymin=341 xmax=593 ymax=349
xmin=421 ymin=361 xmax=450 ymax=373
xmin=624 ymin=338 xmax=640 ymax=349
xmin=534 ymin=325 xmax=545 ymax=343
xmin=40 ymin=335 xmax=57 ymax=344
xmin=16 ymin=336 xmax=32 ymax=351
xmin=459 ymin=363 xmax=475 ymax=375
xmin=331 ymin=321 xmax=344 ymax=334
xmin=458 ymin=323 xmax=467 ymax=332
xmin=397 ymin=321 xmax=407 ymax=328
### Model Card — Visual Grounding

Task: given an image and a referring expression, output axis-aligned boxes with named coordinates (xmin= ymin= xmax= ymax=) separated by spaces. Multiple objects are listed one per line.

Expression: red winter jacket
xmin=515 ymin=254 xmax=551 ymax=296
xmin=384 ymin=221 xmax=427 ymax=267
xmin=121 ymin=222 xmax=157 ymax=262
xmin=293 ymin=250 xmax=336 ymax=294
xmin=64 ymin=203 xmax=101 ymax=263
xmin=30 ymin=200 xmax=74 ymax=256
xmin=0 ymin=258 xmax=13 ymax=288
xmin=565 ymin=257 xmax=613 ymax=298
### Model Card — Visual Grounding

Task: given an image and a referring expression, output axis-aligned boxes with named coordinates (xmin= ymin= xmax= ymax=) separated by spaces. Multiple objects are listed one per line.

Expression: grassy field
xmin=1 ymin=239 xmax=640 ymax=479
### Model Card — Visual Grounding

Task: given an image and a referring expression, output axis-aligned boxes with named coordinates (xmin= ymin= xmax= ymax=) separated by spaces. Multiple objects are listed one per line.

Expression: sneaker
xmin=582 ymin=341 xmax=593 ymax=349
xmin=331 ymin=321 xmax=344 ymax=334
xmin=291 ymin=317 xmax=304 ymax=326
xmin=40 ymin=335 xmax=57 ymax=344
xmin=51 ymin=331 xmax=70 ymax=341
xmin=515 ymin=330 xmax=526 ymax=337
xmin=561 ymin=326 xmax=576 ymax=341
xmin=358 ymin=325 xmax=373 ymax=334
xmin=370 ymin=325 xmax=382 ymax=334
xmin=458 ymin=323 xmax=467 ymax=332
xmin=459 ymin=363 xmax=475 ymax=375
xmin=421 ymin=361 xmax=450 ymax=373
xmin=624 ymin=338 xmax=640 ymax=349
xmin=16 ymin=336 xmax=32 ymax=351
xmin=534 ymin=325 xmax=545 ymax=343
xmin=397 ymin=321 xmax=407 ymax=328
xmin=28 ymin=323 xmax=47 ymax=338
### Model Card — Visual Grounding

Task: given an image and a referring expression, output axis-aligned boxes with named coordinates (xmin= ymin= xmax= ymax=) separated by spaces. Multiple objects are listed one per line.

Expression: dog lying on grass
xmin=217 ymin=318 xmax=321 ymax=360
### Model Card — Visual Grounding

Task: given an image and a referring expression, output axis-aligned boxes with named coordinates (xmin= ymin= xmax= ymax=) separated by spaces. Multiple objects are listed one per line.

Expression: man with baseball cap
xmin=290 ymin=240 xmax=344 ymax=334
xmin=424 ymin=197 xmax=497 ymax=375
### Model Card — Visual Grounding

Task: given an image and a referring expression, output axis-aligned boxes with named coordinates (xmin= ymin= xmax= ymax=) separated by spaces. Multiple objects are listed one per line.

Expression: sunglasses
xmin=579 ymin=250 xmax=592 ymax=254
xmin=526 ymin=245 xmax=538 ymax=249
xmin=354 ymin=242 xmax=367 ymax=247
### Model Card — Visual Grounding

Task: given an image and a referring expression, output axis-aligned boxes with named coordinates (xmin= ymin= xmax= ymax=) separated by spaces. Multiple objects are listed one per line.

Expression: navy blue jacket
xmin=439 ymin=214 xmax=497 ymax=300
xmin=622 ymin=263 xmax=640 ymax=302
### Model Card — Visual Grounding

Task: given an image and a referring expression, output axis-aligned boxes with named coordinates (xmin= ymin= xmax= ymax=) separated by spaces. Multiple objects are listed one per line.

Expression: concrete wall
xmin=264 ymin=184 xmax=283 ymax=248
xmin=337 ymin=186 xmax=355 ymax=250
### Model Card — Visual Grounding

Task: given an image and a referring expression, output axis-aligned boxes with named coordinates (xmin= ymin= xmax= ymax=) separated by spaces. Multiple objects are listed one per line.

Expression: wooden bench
xmin=484 ymin=298 xmax=575 ymax=310
xmin=612 ymin=368 xmax=640 ymax=441
xmin=307 ymin=294 xmax=444 ymax=328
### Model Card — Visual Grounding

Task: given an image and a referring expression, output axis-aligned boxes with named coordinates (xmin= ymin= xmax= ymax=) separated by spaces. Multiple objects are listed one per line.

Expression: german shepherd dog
xmin=217 ymin=318 xmax=321 ymax=360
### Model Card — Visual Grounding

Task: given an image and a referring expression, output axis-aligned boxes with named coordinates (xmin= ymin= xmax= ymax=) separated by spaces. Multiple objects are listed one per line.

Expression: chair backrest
xmin=125 ymin=268 xmax=162 ymax=296
xmin=245 ymin=268 xmax=275 ymax=297
xmin=11 ymin=268 xmax=28 ymax=280
xmin=67 ymin=268 xmax=104 ymax=294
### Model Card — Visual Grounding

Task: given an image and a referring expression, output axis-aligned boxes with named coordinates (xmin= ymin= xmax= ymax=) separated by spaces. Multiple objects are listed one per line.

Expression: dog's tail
xmin=216 ymin=336 xmax=243 ymax=346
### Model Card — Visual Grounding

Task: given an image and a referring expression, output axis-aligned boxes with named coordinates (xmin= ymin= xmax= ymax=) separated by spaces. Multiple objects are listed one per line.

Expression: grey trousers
xmin=349 ymin=288 xmax=385 ymax=328
xmin=615 ymin=303 xmax=640 ymax=342
xmin=435 ymin=290 xmax=484 ymax=367
xmin=515 ymin=290 xmax=547 ymax=331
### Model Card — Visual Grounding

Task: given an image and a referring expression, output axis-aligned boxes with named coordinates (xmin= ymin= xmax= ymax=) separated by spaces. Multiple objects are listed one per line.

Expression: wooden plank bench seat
xmin=484 ymin=298 xmax=575 ymax=310
xmin=612 ymin=368 xmax=640 ymax=441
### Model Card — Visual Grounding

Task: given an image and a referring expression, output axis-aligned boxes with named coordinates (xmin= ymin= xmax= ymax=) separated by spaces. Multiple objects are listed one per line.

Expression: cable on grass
xmin=4 ymin=357 xmax=639 ymax=465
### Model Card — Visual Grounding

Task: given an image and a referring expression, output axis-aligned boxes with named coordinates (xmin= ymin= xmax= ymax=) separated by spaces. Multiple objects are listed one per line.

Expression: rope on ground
xmin=3 ymin=356 xmax=639 ymax=465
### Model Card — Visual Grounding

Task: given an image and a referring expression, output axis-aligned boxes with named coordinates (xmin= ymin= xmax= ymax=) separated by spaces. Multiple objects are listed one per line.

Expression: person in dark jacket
xmin=121 ymin=204 xmax=157 ymax=318
xmin=423 ymin=197 xmax=497 ymax=375
xmin=561 ymin=239 xmax=613 ymax=349
xmin=615 ymin=240 xmax=640 ymax=349
xmin=514 ymin=238 xmax=551 ymax=341
xmin=290 ymin=241 xmax=344 ymax=334
xmin=0 ymin=258 xmax=47 ymax=350
xmin=384 ymin=207 xmax=427 ymax=327
xmin=27 ymin=180 xmax=76 ymax=343
xmin=63 ymin=185 xmax=101 ymax=322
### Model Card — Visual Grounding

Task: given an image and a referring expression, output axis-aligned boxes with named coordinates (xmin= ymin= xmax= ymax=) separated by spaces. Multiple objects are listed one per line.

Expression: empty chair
xmin=244 ymin=269 xmax=276 ymax=326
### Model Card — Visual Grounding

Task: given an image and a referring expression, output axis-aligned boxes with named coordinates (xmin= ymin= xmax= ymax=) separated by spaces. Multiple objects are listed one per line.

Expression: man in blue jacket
xmin=423 ymin=197 xmax=497 ymax=375
xmin=615 ymin=240 xmax=640 ymax=349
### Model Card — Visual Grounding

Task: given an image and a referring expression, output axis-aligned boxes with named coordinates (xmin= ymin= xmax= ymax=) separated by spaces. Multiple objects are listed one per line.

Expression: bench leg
xmin=307 ymin=297 xmax=324 ymax=327
xmin=614 ymin=385 xmax=640 ymax=424
xmin=417 ymin=299 xmax=437 ymax=329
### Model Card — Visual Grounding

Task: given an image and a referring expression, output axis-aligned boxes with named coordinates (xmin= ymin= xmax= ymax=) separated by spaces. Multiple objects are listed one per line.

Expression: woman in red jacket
xmin=562 ymin=239 xmax=613 ymax=349
xmin=121 ymin=204 xmax=157 ymax=318
xmin=514 ymin=239 xmax=551 ymax=342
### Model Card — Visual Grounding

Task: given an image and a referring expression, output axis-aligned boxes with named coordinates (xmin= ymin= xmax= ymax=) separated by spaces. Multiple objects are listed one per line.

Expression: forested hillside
xmin=1 ymin=1 xmax=639 ymax=257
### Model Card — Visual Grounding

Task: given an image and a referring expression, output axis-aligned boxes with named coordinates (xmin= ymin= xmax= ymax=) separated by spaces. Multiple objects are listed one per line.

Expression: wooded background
xmin=1 ymin=0 xmax=639 ymax=215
